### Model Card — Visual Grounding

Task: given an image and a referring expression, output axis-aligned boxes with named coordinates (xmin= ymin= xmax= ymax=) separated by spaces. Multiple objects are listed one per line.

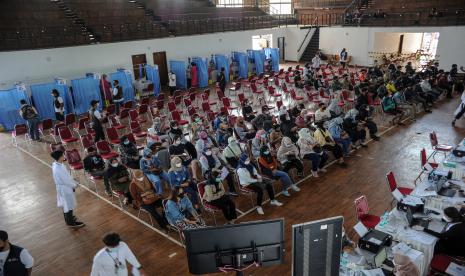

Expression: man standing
xmin=168 ymin=71 xmax=176 ymax=96
xmin=217 ymin=67 xmax=226 ymax=94
xmin=51 ymin=89 xmax=64 ymax=121
xmin=91 ymin=232 xmax=146 ymax=276
xmin=0 ymin=230 xmax=33 ymax=276
xmin=89 ymin=100 xmax=106 ymax=142
xmin=112 ymin=80 xmax=124 ymax=115
xmin=18 ymin=99 xmax=40 ymax=141
xmin=51 ymin=150 xmax=85 ymax=228
xmin=340 ymin=48 xmax=348 ymax=69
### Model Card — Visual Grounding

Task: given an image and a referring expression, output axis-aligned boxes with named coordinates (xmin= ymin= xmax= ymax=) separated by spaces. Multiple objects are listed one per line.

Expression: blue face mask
xmin=263 ymin=151 xmax=270 ymax=155
xmin=215 ymin=177 xmax=221 ymax=182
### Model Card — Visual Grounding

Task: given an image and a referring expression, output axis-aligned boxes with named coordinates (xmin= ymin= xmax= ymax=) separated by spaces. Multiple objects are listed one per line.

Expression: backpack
xmin=20 ymin=105 xmax=37 ymax=120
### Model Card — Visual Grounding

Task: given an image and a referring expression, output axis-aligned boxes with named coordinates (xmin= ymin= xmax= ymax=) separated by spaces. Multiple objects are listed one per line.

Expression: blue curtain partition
xmin=71 ymin=77 xmax=102 ymax=114
xmin=253 ymin=50 xmax=266 ymax=75
xmin=145 ymin=65 xmax=161 ymax=96
xmin=30 ymin=82 xmax=74 ymax=120
xmin=110 ymin=70 xmax=135 ymax=102
xmin=269 ymin=48 xmax=280 ymax=72
xmin=169 ymin=60 xmax=187 ymax=89
xmin=192 ymin=57 xmax=208 ymax=88
xmin=215 ymin=54 xmax=230 ymax=83
xmin=232 ymin=52 xmax=248 ymax=79
xmin=0 ymin=87 xmax=30 ymax=130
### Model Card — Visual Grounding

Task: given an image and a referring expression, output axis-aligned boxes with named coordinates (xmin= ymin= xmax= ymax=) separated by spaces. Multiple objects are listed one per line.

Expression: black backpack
xmin=21 ymin=105 xmax=37 ymax=120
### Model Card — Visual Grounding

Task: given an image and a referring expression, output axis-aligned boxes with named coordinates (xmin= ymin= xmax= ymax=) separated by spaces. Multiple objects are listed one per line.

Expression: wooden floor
xmin=1 ymin=97 xmax=465 ymax=276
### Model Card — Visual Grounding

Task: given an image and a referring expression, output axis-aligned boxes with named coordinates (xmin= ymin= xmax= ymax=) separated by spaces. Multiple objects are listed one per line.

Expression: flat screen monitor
xmin=184 ymin=219 xmax=285 ymax=275
xmin=292 ymin=216 xmax=343 ymax=276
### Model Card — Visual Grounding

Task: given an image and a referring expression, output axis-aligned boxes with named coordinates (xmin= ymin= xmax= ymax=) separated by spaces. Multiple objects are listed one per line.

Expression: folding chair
xmin=354 ymin=195 xmax=380 ymax=229
xmin=386 ymin=171 xmax=413 ymax=196
xmin=197 ymin=181 xmax=222 ymax=226
xmin=138 ymin=104 xmax=150 ymax=123
xmin=73 ymin=117 xmax=89 ymax=136
xmin=429 ymin=131 xmax=453 ymax=160
xmin=221 ymin=97 xmax=238 ymax=116
xmin=171 ymin=110 xmax=189 ymax=126
xmin=11 ymin=124 xmax=30 ymax=146
xmin=108 ymin=114 xmax=126 ymax=130
xmin=64 ymin=113 xmax=76 ymax=127
xmin=65 ymin=149 xmax=84 ymax=179
xmin=415 ymin=148 xmax=439 ymax=184
xmin=290 ymin=89 xmax=304 ymax=105
xmin=39 ymin=118 xmax=53 ymax=139
xmin=129 ymin=109 xmax=147 ymax=124
xmin=80 ymin=134 xmax=94 ymax=151
xmin=95 ymin=140 xmax=119 ymax=160
xmin=58 ymin=126 xmax=79 ymax=147
xmin=130 ymin=121 xmax=148 ymax=139
xmin=106 ymin=127 xmax=121 ymax=145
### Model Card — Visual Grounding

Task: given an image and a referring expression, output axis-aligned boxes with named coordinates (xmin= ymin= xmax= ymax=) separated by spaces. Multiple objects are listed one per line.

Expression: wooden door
xmin=278 ymin=37 xmax=285 ymax=62
xmin=153 ymin=51 xmax=168 ymax=86
xmin=131 ymin=54 xmax=147 ymax=80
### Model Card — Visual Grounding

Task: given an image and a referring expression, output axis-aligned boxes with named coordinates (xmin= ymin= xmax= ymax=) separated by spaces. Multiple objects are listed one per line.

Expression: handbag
xmin=140 ymin=190 xmax=158 ymax=205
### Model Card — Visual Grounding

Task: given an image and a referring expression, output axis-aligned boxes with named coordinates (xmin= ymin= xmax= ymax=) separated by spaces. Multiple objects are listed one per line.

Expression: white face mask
xmin=111 ymin=163 xmax=118 ymax=167
xmin=174 ymin=141 xmax=181 ymax=146
xmin=244 ymin=160 xmax=250 ymax=165
xmin=175 ymin=163 xmax=182 ymax=168
xmin=205 ymin=150 xmax=212 ymax=156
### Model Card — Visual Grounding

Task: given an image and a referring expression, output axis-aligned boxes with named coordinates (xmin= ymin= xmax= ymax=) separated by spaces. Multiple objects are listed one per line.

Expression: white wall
xmin=402 ymin=33 xmax=423 ymax=54
xmin=373 ymin=32 xmax=401 ymax=53
xmin=319 ymin=26 xmax=465 ymax=70
xmin=0 ymin=26 xmax=307 ymax=88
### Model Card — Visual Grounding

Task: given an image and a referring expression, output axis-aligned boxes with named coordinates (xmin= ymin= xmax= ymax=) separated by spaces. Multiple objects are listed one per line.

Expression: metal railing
xmin=294 ymin=0 xmax=352 ymax=9
xmin=297 ymin=16 xmax=319 ymax=53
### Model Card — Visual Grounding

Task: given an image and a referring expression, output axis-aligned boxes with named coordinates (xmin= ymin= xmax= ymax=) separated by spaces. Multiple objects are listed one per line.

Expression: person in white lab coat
xmin=91 ymin=232 xmax=146 ymax=276
xmin=51 ymin=150 xmax=85 ymax=228
xmin=452 ymin=85 xmax=465 ymax=127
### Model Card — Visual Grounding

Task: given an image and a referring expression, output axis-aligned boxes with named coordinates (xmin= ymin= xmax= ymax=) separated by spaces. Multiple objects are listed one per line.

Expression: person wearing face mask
xmin=314 ymin=121 xmax=346 ymax=166
xmin=167 ymin=157 xmax=200 ymax=209
xmin=241 ymin=99 xmax=255 ymax=122
xmin=297 ymin=128 xmax=328 ymax=177
xmin=51 ymin=89 xmax=65 ymax=121
xmin=251 ymin=106 xmax=273 ymax=130
xmin=277 ymin=137 xmax=304 ymax=177
xmin=119 ymin=135 xmax=140 ymax=169
xmin=51 ymin=150 xmax=85 ymax=228
xmin=83 ymin=146 xmax=111 ymax=195
xmin=327 ymin=98 xmax=342 ymax=119
xmin=0 ymin=230 xmax=34 ymax=276
xmin=223 ymin=136 xmax=243 ymax=168
xmin=203 ymin=170 xmax=237 ymax=224
xmin=269 ymin=124 xmax=283 ymax=152
xmin=279 ymin=113 xmax=299 ymax=143
xmin=215 ymin=117 xmax=231 ymax=148
xmin=237 ymin=153 xmax=283 ymax=215
xmin=129 ymin=170 xmax=168 ymax=230
xmin=343 ymin=109 xmax=367 ymax=148
xmin=165 ymin=187 xmax=206 ymax=230
xmin=251 ymin=130 xmax=268 ymax=158
xmin=168 ymin=121 xmax=183 ymax=143
xmin=169 ymin=136 xmax=193 ymax=166
xmin=112 ymin=80 xmax=124 ymax=115
xmin=89 ymin=100 xmax=106 ymax=142
xmin=191 ymin=114 xmax=208 ymax=139
xmin=315 ymin=103 xmax=331 ymax=123
xmin=234 ymin=116 xmax=256 ymax=141
xmin=106 ymin=157 xmax=133 ymax=205
xmin=433 ymin=207 xmax=465 ymax=257
xmin=139 ymin=148 xmax=169 ymax=196
xmin=258 ymin=146 xmax=300 ymax=197
xmin=195 ymin=131 xmax=215 ymax=158
xmin=199 ymin=148 xmax=237 ymax=195
xmin=91 ymin=232 xmax=146 ymax=276
xmin=327 ymin=117 xmax=352 ymax=157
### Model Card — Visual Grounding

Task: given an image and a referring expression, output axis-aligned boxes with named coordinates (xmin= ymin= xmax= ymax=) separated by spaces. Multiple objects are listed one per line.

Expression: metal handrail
xmin=297 ymin=16 xmax=319 ymax=53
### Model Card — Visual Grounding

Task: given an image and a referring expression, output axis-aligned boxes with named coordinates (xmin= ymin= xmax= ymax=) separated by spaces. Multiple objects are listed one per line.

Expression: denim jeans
xmin=304 ymin=152 xmax=321 ymax=171
xmin=145 ymin=172 xmax=169 ymax=195
xmin=26 ymin=117 xmax=40 ymax=140
xmin=334 ymin=137 xmax=351 ymax=156
xmin=273 ymin=170 xmax=293 ymax=189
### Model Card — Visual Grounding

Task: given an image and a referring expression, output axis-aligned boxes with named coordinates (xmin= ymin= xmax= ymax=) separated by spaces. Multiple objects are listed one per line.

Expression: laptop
xmin=406 ymin=209 xmax=447 ymax=235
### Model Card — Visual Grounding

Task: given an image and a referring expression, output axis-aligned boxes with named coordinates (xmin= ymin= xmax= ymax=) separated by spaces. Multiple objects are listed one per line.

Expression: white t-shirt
xmin=93 ymin=110 xmax=102 ymax=120
xmin=90 ymin=242 xmax=141 ymax=276
xmin=0 ymin=248 xmax=34 ymax=276
xmin=54 ymin=97 xmax=64 ymax=113
xmin=169 ymin=73 xmax=176 ymax=87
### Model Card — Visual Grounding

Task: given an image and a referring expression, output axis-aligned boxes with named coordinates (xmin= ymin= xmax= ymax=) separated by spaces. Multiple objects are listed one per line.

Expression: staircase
xmin=358 ymin=0 xmax=373 ymax=13
xmin=299 ymin=27 xmax=320 ymax=62
xmin=52 ymin=0 xmax=99 ymax=42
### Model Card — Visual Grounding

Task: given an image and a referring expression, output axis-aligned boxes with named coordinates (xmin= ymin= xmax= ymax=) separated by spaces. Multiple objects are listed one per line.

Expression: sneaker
xmin=69 ymin=221 xmax=85 ymax=228
xmin=452 ymin=120 xmax=456 ymax=127
xmin=282 ymin=190 xmax=290 ymax=197
xmin=311 ymin=171 xmax=319 ymax=177
xmin=104 ymin=189 xmax=112 ymax=196
xmin=270 ymin=200 xmax=283 ymax=207
xmin=318 ymin=168 xmax=327 ymax=173
xmin=291 ymin=184 xmax=300 ymax=192
xmin=256 ymin=206 xmax=265 ymax=215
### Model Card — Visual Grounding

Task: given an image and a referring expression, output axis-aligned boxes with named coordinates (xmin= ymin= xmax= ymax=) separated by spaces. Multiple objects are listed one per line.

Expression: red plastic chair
xmin=129 ymin=109 xmax=147 ymax=124
xmin=171 ymin=110 xmax=189 ymax=126
xmin=290 ymin=89 xmax=304 ymax=104
xmin=51 ymin=122 xmax=66 ymax=142
xmin=11 ymin=124 xmax=30 ymax=146
xmin=130 ymin=121 xmax=147 ymax=138
xmin=229 ymin=82 xmax=241 ymax=94
xmin=354 ymin=195 xmax=380 ymax=229
xmin=123 ymin=101 xmax=134 ymax=109
xmin=119 ymin=108 xmax=130 ymax=124
xmin=138 ymin=104 xmax=150 ymax=123
xmin=197 ymin=181 xmax=222 ymax=225
xmin=84 ymin=121 xmax=95 ymax=137
xmin=386 ymin=171 xmax=413 ymax=196
xmin=106 ymin=104 xmax=116 ymax=115
xmin=80 ymin=134 xmax=94 ymax=151
xmin=216 ymin=89 xmax=225 ymax=101
xmin=250 ymin=83 xmax=263 ymax=95
xmin=74 ymin=117 xmax=89 ymax=136
xmin=267 ymin=86 xmax=282 ymax=101
xmin=140 ymin=97 xmax=150 ymax=106
xmin=39 ymin=118 xmax=53 ymax=138
xmin=65 ymin=149 xmax=84 ymax=172
xmin=106 ymin=127 xmax=120 ymax=145
xmin=421 ymin=148 xmax=438 ymax=169
xmin=64 ymin=113 xmax=76 ymax=127
xmin=95 ymin=140 xmax=119 ymax=160
xmin=58 ymin=126 xmax=78 ymax=146
xmin=237 ymin=93 xmax=246 ymax=105
xmin=167 ymin=101 xmax=177 ymax=112
xmin=429 ymin=131 xmax=453 ymax=159
xmin=222 ymin=97 xmax=238 ymax=112
xmin=201 ymin=92 xmax=216 ymax=106
xmin=108 ymin=114 xmax=126 ymax=130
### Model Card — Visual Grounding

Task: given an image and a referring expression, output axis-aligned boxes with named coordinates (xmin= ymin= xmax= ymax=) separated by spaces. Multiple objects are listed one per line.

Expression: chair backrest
xmin=207 ymin=111 xmax=216 ymax=122
xmin=59 ymin=126 xmax=73 ymax=139
xmin=140 ymin=97 xmax=150 ymax=105
xmin=119 ymin=108 xmax=129 ymax=119
xmin=184 ymin=98 xmax=192 ymax=108
xmin=277 ymin=100 xmax=283 ymax=110
xmin=130 ymin=121 xmax=142 ymax=133
xmin=196 ymin=181 xmax=206 ymax=200
xmin=188 ymin=106 xmax=197 ymax=117
xmin=420 ymin=148 xmax=427 ymax=167
xmin=157 ymin=94 xmax=165 ymax=102
xmin=106 ymin=127 xmax=119 ymax=140
xmin=429 ymin=132 xmax=438 ymax=147
xmin=220 ymin=107 xmax=228 ymax=116
xmin=201 ymin=102 xmax=211 ymax=112
xmin=41 ymin=118 xmax=53 ymax=131
xmin=251 ymin=83 xmax=257 ymax=91
xmin=84 ymin=122 xmax=94 ymax=134
xmin=124 ymin=101 xmax=133 ymax=109
xmin=108 ymin=115 xmax=119 ymax=126
xmin=354 ymin=195 xmax=369 ymax=218
xmin=155 ymin=100 xmax=164 ymax=110
xmin=81 ymin=134 xmax=94 ymax=149
xmin=168 ymin=101 xmax=177 ymax=112
xmin=64 ymin=113 xmax=76 ymax=126
xmin=96 ymin=140 xmax=111 ymax=153
xmin=174 ymin=95 xmax=182 ymax=105
xmin=342 ymin=90 xmax=350 ymax=100
xmin=189 ymin=92 xmax=196 ymax=102
xmin=139 ymin=104 xmax=148 ymax=115
xmin=290 ymin=89 xmax=297 ymax=99
xmin=106 ymin=104 xmax=116 ymax=115
xmin=222 ymin=97 xmax=230 ymax=107
xmin=274 ymin=78 xmax=280 ymax=86
xmin=234 ymin=82 xmax=241 ymax=90
xmin=238 ymin=93 xmax=245 ymax=104
xmin=77 ymin=117 xmax=89 ymax=130
xmin=268 ymin=86 xmax=274 ymax=94
xmin=171 ymin=110 xmax=181 ymax=121
xmin=65 ymin=149 xmax=82 ymax=164
xmin=217 ymin=89 xmax=225 ymax=100
xmin=127 ymin=133 xmax=136 ymax=143
xmin=386 ymin=171 xmax=397 ymax=192
xmin=129 ymin=109 xmax=138 ymax=121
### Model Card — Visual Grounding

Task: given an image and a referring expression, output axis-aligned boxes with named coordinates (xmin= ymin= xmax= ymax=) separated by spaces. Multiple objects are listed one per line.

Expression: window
xmin=217 ymin=0 xmax=243 ymax=7
xmin=269 ymin=0 xmax=293 ymax=14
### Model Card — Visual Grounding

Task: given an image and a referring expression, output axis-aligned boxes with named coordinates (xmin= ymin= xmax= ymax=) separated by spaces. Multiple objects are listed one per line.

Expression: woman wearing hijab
xmin=279 ymin=113 xmax=298 ymax=143
xmin=140 ymin=148 xmax=168 ymax=196
xmin=223 ymin=136 xmax=243 ymax=168
xmin=199 ymin=147 xmax=237 ymax=195
xmin=169 ymin=135 xmax=193 ymax=166
xmin=203 ymin=170 xmax=237 ymax=224
xmin=251 ymin=129 xmax=268 ymax=158
xmin=195 ymin=131 xmax=215 ymax=158
xmin=167 ymin=156 xmax=200 ymax=209
xmin=393 ymin=253 xmax=420 ymax=276
xmin=237 ymin=153 xmax=283 ymax=215
xmin=297 ymin=128 xmax=328 ymax=177
xmin=165 ymin=187 xmax=205 ymax=230
xmin=328 ymin=98 xmax=342 ymax=118
xmin=433 ymin=206 xmax=465 ymax=257
xmin=106 ymin=157 xmax=133 ymax=205
xmin=327 ymin=117 xmax=352 ymax=157
xmin=129 ymin=170 xmax=168 ymax=230
xmin=168 ymin=121 xmax=183 ymax=143
xmin=258 ymin=146 xmax=300 ymax=197
xmin=235 ymin=116 xmax=256 ymax=140
xmin=241 ymin=99 xmax=255 ymax=122
xmin=191 ymin=62 xmax=198 ymax=88
xmin=119 ymin=135 xmax=140 ymax=169
xmin=343 ymin=109 xmax=367 ymax=148
xmin=269 ymin=124 xmax=283 ymax=153
xmin=314 ymin=121 xmax=346 ymax=166
xmin=277 ymin=137 xmax=304 ymax=177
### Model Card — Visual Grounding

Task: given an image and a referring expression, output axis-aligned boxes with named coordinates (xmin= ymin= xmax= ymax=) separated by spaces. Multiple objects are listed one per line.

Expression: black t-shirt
xmin=83 ymin=154 xmax=105 ymax=171
xmin=169 ymin=144 xmax=187 ymax=156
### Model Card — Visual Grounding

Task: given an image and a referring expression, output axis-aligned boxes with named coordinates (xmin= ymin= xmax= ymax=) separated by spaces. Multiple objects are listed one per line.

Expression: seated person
xmin=147 ymin=116 xmax=168 ymax=143
xmin=251 ymin=130 xmax=268 ymax=158
xmin=356 ymin=104 xmax=379 ymax=140
xmin=279 ymin=113 xmax=298 ymax=143
xmin=235 ymin=116 xmax=256 ymax=141
xmin=167 ymin=156 xmax=199 ymax=208
xmin=343 ymin=109 xmax=367 ymax=148
xmin=251 ymin=106 xmax=273 ymax=130
xmin=297 ymin=128 xmax=328 ymax=177
xmin=237 ymin=153 xmax=283 ymax=215
xmin=269 ymin=124 xmax=283 ymax=152
xmin=130 ymin=170 xmax=168 ymax=230
xmin=433 ymin=207 xmax=465 ymax=257
xmin=190 ymin=114 xmax=209 ymax=141
xmin=382 ymin=95 xmax=404 ymax=125
xmin=223 ymin=137 xmax=243 ymax=168
xmin=331 ymin=76 xmax=343 ymax=92
xmin=139 ymin=148 xmax=169 ymax=195
xmin=241 ymin=99 xmax=255 ymax=122
xmin=83 ymin=146 xmax=110 ymax=194
xmin=165 ymin=187 xmax=205 ymax=230
xmin=202 ymin=170 xmax=237 ymax=224
xmin=258 ymin=146 xmax=300 ymax=196
xmin=167 ymin=121 xmax=183 ymax=143
xmin=119 ymin=135 xmax=140 ymax=169
xmin=199 ymin=147 xmax=236 ymax=195
xmin=327 ymin=117 xmax=352 ymax=157
xmin=314 ymin=122 xmax=346 ymax=166
xmin=106 ymin=157 xmax=132 ymax=205
xmin=195 ymin=131 xmax=216 ymax=158
xmin=215 ymin=120 xmax=231 ymax=148
xmin=393 ymin=90 xmax=416 ymax=120
xmin=314 ymin=103 xmax=331 ymax=123
xmin=169 ymin=135 xmax=193 ymax=166
xmin=277 ymin=137 xmax=304 ymax=177
xmin=328 ymin=98 xmax=343 ymax=118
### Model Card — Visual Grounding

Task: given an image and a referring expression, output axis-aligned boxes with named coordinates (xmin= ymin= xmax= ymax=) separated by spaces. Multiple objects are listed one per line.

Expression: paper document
xmin=354 ymin=221 xmax=369 ymax=237
xmin=361 ymin=268 xmax=385 ymax=276
xmin=392 ymin=189 xmax=403 ymax=202
xmin=368 ymin=238 xmax=382 ymax=245
xmin=220 ymin=166 xmax=229 ymax=181
xmin=403 ymin=195 xmax=423 ymax=205
xmin=446 ymin=262 xmax=465 ymax=276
